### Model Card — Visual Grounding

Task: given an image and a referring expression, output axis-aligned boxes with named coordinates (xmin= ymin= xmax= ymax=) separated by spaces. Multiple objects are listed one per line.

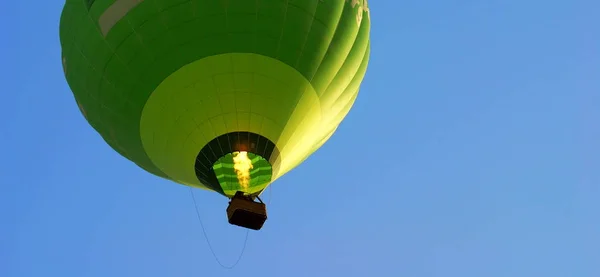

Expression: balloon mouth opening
xmin=212 ymin=151 xmax=273 ymax=197
xmin=194 ymin=131 xmax=279 ymax=197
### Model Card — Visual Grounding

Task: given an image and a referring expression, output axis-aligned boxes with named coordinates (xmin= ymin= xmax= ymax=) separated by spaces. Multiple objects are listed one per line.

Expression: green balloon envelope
xmin=60 ymin=0 xmax=371 ymax=197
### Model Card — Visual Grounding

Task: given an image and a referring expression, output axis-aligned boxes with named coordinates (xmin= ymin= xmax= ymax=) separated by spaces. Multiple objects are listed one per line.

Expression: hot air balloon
xmin=59 ymin=0 xmax=371 ymax=230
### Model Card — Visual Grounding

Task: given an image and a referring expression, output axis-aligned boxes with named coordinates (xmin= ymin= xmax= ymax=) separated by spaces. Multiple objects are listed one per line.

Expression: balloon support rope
xmin=189 ymin=187 xmax=249 ymax=269
xmin=256 ymin=195 xmax=264 ymax=204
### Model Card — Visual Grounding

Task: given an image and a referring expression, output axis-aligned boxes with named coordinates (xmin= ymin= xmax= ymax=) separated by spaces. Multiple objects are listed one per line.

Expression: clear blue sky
xmin=2 ymin=1 xmax=599 ymax=276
